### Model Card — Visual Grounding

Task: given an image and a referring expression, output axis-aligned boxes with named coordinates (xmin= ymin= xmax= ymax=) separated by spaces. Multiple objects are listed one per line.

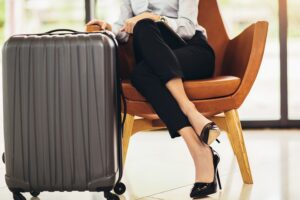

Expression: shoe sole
xmin=207 ymin=129 xmax=221 ymax=145
xmin=191 ymin=189 xmax=218 ymax=199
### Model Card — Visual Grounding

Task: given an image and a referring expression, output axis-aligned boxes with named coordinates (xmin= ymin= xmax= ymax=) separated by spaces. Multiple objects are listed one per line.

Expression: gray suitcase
xmin=2 ymin=29 xmax=125 ymax=200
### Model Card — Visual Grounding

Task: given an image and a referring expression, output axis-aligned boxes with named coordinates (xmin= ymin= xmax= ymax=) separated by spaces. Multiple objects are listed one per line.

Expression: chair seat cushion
xmin=122 ymin=76 xmax=241 ymax=101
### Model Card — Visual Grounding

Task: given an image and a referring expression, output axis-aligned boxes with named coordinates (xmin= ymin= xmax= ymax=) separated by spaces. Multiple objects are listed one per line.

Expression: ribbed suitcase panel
xmin=2 ymin=33 xmax=118 ymax=192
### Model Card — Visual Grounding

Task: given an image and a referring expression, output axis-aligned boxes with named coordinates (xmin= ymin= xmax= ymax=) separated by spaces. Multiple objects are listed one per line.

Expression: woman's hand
xmin=120 ymin=12 xmax=160 ymax=34
xmin=86 ymin=19 xmax=112 ymax=31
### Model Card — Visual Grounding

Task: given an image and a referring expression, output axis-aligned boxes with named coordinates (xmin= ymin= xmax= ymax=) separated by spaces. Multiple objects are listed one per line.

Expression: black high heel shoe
xmin=199 ymin=122 xmax=221 ymax=145
xmin=190 ymin=146 xmax=222 ymax=199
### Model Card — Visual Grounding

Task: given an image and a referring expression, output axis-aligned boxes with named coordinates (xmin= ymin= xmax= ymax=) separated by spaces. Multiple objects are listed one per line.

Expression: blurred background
xmin=0 ymin=0 xmax=299 ymax=128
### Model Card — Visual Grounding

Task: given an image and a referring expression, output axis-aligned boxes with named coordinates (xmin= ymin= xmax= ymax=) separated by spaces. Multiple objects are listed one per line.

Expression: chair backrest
xmin=198 ymin=0 xmax=269 ymax=109
xmin=198 ymin=0 xmax=229 ymax=77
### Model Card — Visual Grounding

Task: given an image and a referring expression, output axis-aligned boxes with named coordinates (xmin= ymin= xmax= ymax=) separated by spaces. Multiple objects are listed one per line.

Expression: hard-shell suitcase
xmin=2 ymin=29 xmax=126 ymax=200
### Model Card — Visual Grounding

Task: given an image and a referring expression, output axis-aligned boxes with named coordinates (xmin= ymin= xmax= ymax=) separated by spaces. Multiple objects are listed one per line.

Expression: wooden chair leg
xmin=225 ymin=109 xmax=253 ymax=184
xmin=121 ymin=113 xmax=135 ymax=166
xmin=225 ymin=125 xmax=237 ymax=156
xmin=209 ymin=115 xmax=235 ymax=154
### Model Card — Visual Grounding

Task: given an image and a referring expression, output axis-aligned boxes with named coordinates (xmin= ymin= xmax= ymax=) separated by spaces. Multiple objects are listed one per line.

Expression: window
xmin=287 ymin=0 xmax=300 ymax=119
xmin=2 ymin=0 xmax=299 ymax=127
xmin=219 ymin=0 xmax=281 ymax=120
xmin=6 ymin=0 xmax=85 ymax=35
xmin=95 ymin=0 xmax=120 ymax=24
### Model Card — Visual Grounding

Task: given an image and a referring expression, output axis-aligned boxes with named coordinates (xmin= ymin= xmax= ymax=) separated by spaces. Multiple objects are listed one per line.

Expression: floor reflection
xmin=1 ymin=130 xmax=300 ymax=199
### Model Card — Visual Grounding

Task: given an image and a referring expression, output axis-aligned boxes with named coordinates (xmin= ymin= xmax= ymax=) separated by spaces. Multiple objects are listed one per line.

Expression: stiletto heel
xmin=190 ymin=146 xmax=222 ymax=199
xmin=198 ymin=122 xmax=221 ymax=145
xmin=216 ymin=170 xmax=222 ymax=189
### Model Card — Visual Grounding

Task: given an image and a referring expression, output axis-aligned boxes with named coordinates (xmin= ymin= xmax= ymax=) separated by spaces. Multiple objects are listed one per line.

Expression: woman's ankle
xmin=194 ymin=145 xmax=214 ymax=182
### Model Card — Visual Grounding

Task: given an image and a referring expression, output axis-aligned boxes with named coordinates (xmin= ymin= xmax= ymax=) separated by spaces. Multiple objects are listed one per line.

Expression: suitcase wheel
xmin=104 ymin=191 xmax=120 ymax=200
xmin=30 ymin=191 xmax=40 ymax=197
xmin=2 ymin=152 xmax=5 ymax=164
xmin=113 ymin=182 xmax=126 ymax=195
xmin=13 ymin=192 xmax=26 ymax=200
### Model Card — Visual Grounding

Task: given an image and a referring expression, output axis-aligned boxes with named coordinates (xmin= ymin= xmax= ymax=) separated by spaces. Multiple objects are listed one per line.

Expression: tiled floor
xmin=1 ymin=129 xmax=300 ymax=200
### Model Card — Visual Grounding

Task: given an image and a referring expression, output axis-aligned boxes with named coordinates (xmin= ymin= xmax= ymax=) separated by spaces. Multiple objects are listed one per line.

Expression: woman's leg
xmin=131 ymin=18 xmax=216 ymax=182
xmin=179 ymin=127 xmax=214 ymax=183
xmin=166 ymin=45 xmax=216 ymax=136
xmin=130 ymin=61 xmax=190 ymax=139
xmin=132 ymin=18 xmax=215 ymax=136
xmin=165 ymin=78 xmax=211 ymax=135
xmin=130 ymin=61 xmax=214 ymax=182
xmin=132 ymin=19 xmax=184 ymax=85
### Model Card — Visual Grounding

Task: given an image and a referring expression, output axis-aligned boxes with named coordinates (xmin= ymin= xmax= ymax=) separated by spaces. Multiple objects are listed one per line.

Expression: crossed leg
xmin=130 ymin=61 xmax=214 ymax=182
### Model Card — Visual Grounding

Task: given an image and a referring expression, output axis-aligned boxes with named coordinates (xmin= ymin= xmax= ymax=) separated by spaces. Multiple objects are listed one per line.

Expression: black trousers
xmin=130 ymin=19 xmax=215 ymax=139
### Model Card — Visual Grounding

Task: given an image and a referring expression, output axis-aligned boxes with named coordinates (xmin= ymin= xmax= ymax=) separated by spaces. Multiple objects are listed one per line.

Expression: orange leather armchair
xmin=87 ymin=0 xmax=268 ymax=184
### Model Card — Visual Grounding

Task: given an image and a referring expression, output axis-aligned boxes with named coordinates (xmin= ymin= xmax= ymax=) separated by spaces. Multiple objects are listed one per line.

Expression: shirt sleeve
xmin=111 ymin=0 xmax=133 ymax=43
xmin=163 ymin=0 xmax=199 ymax=39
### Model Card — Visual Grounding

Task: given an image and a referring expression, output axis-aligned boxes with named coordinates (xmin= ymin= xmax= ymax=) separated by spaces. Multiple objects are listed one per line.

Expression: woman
xmin=87 ymin=0 xmax=222 ymax=198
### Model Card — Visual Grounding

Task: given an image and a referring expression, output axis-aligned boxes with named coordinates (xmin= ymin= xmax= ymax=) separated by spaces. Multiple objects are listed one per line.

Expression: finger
xmin=125 ymin=25 xmax=130 ymax=33
xmin=120 ymin=26 xmax=125 ymax=32
xmin=123 ymin=22 xmax=129 ymax=33
xmin=127 ymin=23 xmax=133 ymax=34
xmin=86 ymin=20 xmax=94 ymax=25
xmin=126 ymin=22 xmax=132 ymax=33
xmin=101 ymin=22 xmax=107 ymax=30
xmin=128 ymin=24 xmax=132 ymax=34
xmin=86 ymin=19 xmax=98 ymax=25
xmin=130 ymin=23 xmax=136 ymax=34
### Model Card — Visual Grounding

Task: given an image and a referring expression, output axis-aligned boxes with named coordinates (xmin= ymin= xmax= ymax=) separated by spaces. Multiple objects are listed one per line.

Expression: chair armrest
xmin=222 ymin=21 xmax=269 ymax=107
